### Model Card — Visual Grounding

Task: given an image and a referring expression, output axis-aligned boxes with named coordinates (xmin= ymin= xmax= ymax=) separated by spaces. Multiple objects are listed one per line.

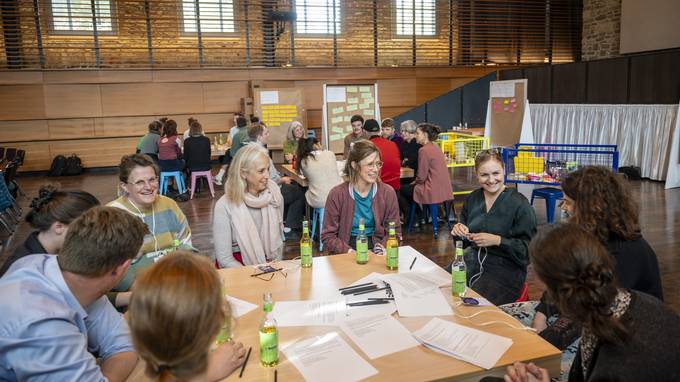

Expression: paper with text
xmin=327 ymin=87 xmax=347 ymax=103
xmin=260 ymin=90 xmax=279 ymax=104
xmin=398 ymin=245 xmax=452 ymax=287
xmin=272 ymin=300 xmax=346 ymax=327
xmin=340 ymin=314 xmax=419 ymax=359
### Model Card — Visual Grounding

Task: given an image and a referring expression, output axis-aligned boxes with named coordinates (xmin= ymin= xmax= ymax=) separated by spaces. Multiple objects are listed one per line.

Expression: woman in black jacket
xmin=183 ymin=120 xmax=212 ymax=173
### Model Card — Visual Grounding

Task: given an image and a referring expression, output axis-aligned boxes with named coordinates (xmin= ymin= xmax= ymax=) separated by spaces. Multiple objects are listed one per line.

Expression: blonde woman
xmin=212 ymin=144 xmax=284 ymax=267
xmin=129 ymin=253 xmax=247 ymax=381
xmin=283 ymin=121 xmax=305 ymax=164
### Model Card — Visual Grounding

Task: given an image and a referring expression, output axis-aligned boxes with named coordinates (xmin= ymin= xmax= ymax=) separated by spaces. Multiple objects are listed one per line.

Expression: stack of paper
xmin=271 ymin=300 xmax=346 ymax=327
xmin=381 ymin=272 xmax=453 ymax=317
xmin=412 ymin=318 xmax=513 ymax=369
xmin=339 ymin=314 xmax=419 ymax=359
xmin=398 ymin=246 xmax=452 ymax=287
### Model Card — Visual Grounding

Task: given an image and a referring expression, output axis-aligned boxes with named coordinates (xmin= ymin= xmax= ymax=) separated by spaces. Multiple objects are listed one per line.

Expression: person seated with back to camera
xmin=450 ymin=149 xmax=537 ymax=306
xmin=128 ymin=253 xmax=247 ymax=382
xmin=213 ymin=143 xmax=284 ymax=268
xmin=483 ymin=223 xmax=680 ymax=382
xmin=0 ymin=184 xmax=100 ymax=277
xmin=182 ymin=120 xmax=212 ymax=176
xmin=137 ymin=120 xmax=162 ymax=161
xmin=283 ymin=121 xmax=305 ymax=164
xmin=295 ymin=136 xmax=343 ymax=211
xmin=400 ymin=123 xmax=453 ymax=226
xmin=215 ymin=114 xmax=249 ymax=186
xmin=343 ymin=114 xmax=369 ymax=159
xmin=0 ymin=206 xmax=147 ymax=381
xmin=363 ymin=118 xmax=401 ymax=194
xmin=107 ymin=154 xmax=195 ymax=308
xmin=380 ymin=118 xmax=404 ymax=147
xmin=157 ymin=119 xmax=184 ymax=174
xmin=322 ymin=140 xmax=402 ymax=255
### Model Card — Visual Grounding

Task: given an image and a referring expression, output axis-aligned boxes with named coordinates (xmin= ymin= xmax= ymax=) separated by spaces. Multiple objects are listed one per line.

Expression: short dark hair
xmin=236 ymin=116 xmax=248 ymax=128
xmin=163 ymin=120 xmax=178 ymax=137
xmin=247 ymin=123 xmax=265 ymax=141
xmin=26 ymin=185 xmax=100 ymax=231
xmin=148 ymin=121 xmax=162 ymax=133
xmin=350 ymin=115 xmax=364 ymax=124
xmin=58 ymin=206 xmax=148 ymax=277
xmin=417 ymin=123 xmax=441 ymax=141
xmin=189 ymin=121 xmax=202 ymax=136
xmin=119 ymin=154 xmax=159 ymax=183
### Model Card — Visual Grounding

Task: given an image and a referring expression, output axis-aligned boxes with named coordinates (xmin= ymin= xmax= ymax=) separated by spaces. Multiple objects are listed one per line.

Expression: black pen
xmin=353 ymin=286 xmax=388 ymax=296
xmin=339 ymin=282 xmax=373 ymax=291
xmin=368 ymin=297 xmax=394 ymax=301
xmin=347 ymin=300 xmax=391 ymax=307
xmin=274 ymin=369 xmax=278 ymax=382
xmin=239 ymin=346 xmax=252 ymax=378
xmin=409 ymin=257 xmax=417 ymax=270
xmin=250 ymin=268 xmax=283 ymax=277
xmin=341 ymin=285 xmax=378 ymax=295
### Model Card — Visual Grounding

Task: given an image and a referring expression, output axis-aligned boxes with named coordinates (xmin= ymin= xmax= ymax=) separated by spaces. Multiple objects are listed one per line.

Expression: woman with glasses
xmin=400 ymin=123 xmax=454 ymax=225
xmin=129 ymin=252 xmax=247 ymax=382
xmin=0 ymin=185 xmax=99 ymax=277
xmin=213 ymin=144 xmax=284 ymax=268
xmin=107 ymin=154 xmax=194 ymax=307
xmin=322 ymin=140 xmax=402 ymax=255
xmin=450 ymin=149 xmax=537 ymax=305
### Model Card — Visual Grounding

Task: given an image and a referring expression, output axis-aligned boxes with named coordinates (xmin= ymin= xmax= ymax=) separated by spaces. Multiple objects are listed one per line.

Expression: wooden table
xmin=127 ymin=253 xmax=559 ymax=381
xmin=279 ymin=164 xmax=415 ymax=187
xmin=210 ymin=144 xmax=230 ymax=160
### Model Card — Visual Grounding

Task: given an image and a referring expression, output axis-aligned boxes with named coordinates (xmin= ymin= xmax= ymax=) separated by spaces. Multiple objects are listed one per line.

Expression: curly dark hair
xmin=530 ymin=223 xmax=629 ymax=345
xmin=561 ymin=166 xmax=640 ymax=242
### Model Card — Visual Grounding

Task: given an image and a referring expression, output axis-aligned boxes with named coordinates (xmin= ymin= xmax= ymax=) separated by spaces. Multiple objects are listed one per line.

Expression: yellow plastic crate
xmin=513 ymin=155 xmax=545 ymax=173
xmin=437 ymin=132 xmax=489 ymax=168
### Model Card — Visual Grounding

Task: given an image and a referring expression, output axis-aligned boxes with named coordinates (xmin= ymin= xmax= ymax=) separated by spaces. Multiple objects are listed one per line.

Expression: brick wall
xmin=582 ymin=0 xmax=621 ymax=61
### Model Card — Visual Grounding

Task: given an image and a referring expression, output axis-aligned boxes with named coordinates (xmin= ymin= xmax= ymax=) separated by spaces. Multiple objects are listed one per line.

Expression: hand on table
xmin=373 ymin=243 xmax=385 ymax=255
xmin=207 ymin=340 xmax=247 ymax=381
xmin=469 ymin=232 xmax=501 ymax=247
xmin=504 ymin=361 xmax=550 ymax=382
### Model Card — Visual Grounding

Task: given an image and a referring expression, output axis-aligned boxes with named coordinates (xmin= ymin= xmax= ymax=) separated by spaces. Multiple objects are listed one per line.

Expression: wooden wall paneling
xmin=526 ymin=65 xmax=552 ymax=103
xmin=629 ymin=50 xmax=680 ymax=104
xmin=0 ymin=71 xmax=43 ymax=85
xmin=551 ymin=62 xmax=587 ymax=103
xmin=377 ymin=78 xmax=417 ymax=107
xmin=151 ymin=83 xmax=204 ymax=115
xmin=94 ymin=116 xmax=155 ymax=137
xmin=295 ymin=80 xmax=326 ymax=110
xmin=586 ymin=57 xmax=629 ymax=103
xmin=11 ymin=141 xmax=52 ymax=172
xmin=0 ymin=120 xmax=48 ymax=142
xmin=50 ymin=137 xmax=139 ymax=168
xmin=202 ymin=82 xmax=249 ymax=113
xmin=307 ymin=109 xmax=322 ymax=128
xmin=380 ymin=106 xmax=412 ymax=118
xmin=152 ymin=69 xmax=251 ymax=83
xmin=43 ymin=84 xmax=103 ymax=119
xmin=43 ymin=70 xmax=152 ymax=84
xmin=100 ymin=83 xmax=155 ymax=116
xmin=415 ymin=78 xmax=456 ymax=104
xmin=183 ymin=113 xmax=232 ymax=132
xmin=0 ymin=85 xmax=46 ymax=120
xmin=48 ymin=118 xmax=95 ymax=139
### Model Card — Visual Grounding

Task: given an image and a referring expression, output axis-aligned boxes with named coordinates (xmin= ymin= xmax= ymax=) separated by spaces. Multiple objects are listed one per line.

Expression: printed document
xmin=340 ymin=314 xmax=419 ymax=359
xmin=398 ymin=246 xmax=452 ymax=287
xmin=272 ymin=300 xmax=346 ymax=327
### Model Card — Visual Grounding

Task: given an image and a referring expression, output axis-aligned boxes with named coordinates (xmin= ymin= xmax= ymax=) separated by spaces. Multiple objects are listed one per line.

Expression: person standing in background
xmin=343 ymin=115 xmax=368 ymax=159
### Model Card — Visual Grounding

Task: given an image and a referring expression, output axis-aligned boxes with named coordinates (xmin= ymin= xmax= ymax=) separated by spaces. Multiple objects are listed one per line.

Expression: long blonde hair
xmin=128 ymin=252 xmax=229 ymax=382
xmin=225 ymin=143 xmax=270 ymax=204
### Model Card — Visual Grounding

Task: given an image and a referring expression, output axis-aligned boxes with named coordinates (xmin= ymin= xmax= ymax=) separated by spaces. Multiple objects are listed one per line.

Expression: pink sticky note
xmin=504 ymin=106 xmax=510 ymax=112
xmin=511 ymin=98 xmax=516 ymax=103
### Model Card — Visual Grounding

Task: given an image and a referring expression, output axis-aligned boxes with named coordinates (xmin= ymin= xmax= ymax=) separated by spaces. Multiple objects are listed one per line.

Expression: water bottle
xmin=452 ymin=241 xmax=466 ymax=297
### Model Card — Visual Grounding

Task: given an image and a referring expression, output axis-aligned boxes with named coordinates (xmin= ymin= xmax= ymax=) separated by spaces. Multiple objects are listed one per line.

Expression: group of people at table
xmin=0 ymin=112 xmax=679 ymax=381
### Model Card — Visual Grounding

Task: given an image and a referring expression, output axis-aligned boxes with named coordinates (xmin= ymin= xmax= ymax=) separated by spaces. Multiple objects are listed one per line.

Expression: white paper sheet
xmin=272 ymin=300 xmax=346 ymax=327
xmin=490 ymin=81 xmax=516 ymax=98
xmin=283 ymin=332 xmax=378 ymax=382
xmin=225 ymin=295 xmax=258 ymax=318
xmin=397 ymin=246 xmax=452 ymax=287
xmin=326 ymin=87 xmax=347 ymax=103
xmin=260 ymin=90 xmax=279 ymax=104
xmin=381 ymin=272 xmax=453 ymax=317
xmin=339 ymin=314 xmax=419 ymax=359
xmin=413 ymin=317 xmax=513 ymax=370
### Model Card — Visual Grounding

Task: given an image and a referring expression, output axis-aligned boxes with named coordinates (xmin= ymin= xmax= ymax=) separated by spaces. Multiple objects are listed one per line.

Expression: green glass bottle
xmin=259 ymin=293 xmax=278 ymax=367
xmin=215 ymin=286 xmax=231 ymax=344
xmin=300 ymin=220 xmax=313 ymax=268
xmin=385 ymin=221 xmax=398 ymax=270
xmin=452 ymin=241 xmax=466 ymax=297
xmin=356 ymin=218 xmax=368 ymax=264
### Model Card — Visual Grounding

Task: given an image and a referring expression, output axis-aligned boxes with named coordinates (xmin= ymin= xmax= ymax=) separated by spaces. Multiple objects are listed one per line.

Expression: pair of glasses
xmin=362 ymin=161 xmax=383 ymax=169
xmin=128 ymin=177 xmax=158 ymax=189
xmin=250 ymin=267 xmax=288 ymax=282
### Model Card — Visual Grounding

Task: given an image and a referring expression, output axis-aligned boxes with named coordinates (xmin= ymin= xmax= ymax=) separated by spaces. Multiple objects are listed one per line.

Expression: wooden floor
xmin=2 ymin=170 xmax=679 ymax=312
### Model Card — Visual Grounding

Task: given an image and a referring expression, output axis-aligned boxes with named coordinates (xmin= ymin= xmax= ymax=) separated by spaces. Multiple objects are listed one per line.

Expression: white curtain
xmin=530 ymin=104 xmax=678 ymax=180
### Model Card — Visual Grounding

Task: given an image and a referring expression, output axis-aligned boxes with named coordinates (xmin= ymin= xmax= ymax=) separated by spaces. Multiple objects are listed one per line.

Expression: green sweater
xmin=283 ymin=139 xmax=297 ymax=163
xmin=459 ymin=187 xmax=536 ymax=269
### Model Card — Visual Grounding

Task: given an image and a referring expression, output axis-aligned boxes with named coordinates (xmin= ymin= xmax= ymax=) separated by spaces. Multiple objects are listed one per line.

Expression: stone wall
xmin=582 ymin=0 xmax=621 ymax=60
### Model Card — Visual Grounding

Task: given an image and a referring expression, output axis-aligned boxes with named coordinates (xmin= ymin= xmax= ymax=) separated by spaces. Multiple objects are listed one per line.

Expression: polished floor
xmin=2 ymin=170 xmax=678 ymax=312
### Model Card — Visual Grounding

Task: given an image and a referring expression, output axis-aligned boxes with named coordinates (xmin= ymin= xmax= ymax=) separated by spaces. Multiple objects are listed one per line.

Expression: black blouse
xmin=399 ymin=139 xmax=421 ymax=171
xmin=0 ymin=231 xmax=48 ymax=277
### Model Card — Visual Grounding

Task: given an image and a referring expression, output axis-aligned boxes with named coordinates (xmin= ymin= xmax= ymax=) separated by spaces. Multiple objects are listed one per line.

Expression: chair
xmin=4 ymin=148 xmax=16 ymax=162
xmin=159 ymin=171 xmax=186 ymax=195
xmin=190 ymin=170 xmax=215 ymax=199
xmin=530 ymin=187 xmax=563 ymax=224
xmin=515 ymin=282 xmax=529 ymax=302
xmin=310 ymin=207 xmax=324 ymax=252
xmin=407 ymin=200 xmax=452 ymax=239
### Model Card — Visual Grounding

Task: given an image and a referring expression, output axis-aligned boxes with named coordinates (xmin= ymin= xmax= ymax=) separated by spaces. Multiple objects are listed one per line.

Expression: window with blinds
xmin=395 ymin=0 xmax=436 ymax=36
xmin=50 ymin=0 xmax=113 ymax=33
xmin=182 ymin=0 xmax=236 ymax=34
xmin=295 ymin=0 xmax=341 ymax=35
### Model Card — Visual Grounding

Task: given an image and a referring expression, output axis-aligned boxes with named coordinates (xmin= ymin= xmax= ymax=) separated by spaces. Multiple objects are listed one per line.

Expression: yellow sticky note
xmin=347 ymin=104 xmax=358 ymax=111
xmin=333 ymin=107 xmax=344 ymax=114
xmin=347 ymin=86 xmax=358 ymax=93
xmin=347 ymin=98 xmax=358 ymax=104
xmin=504 ymin=99 xmax=510 ymax=105
xmin=359 ymin=86 xmax=371 ymax=92
xmin=359 ymin=103 xmax=370 ymax=109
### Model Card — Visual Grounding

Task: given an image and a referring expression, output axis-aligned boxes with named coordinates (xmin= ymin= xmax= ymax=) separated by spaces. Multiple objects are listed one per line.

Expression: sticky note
xmin=333 ymin=107 xmax=344 ymax=114
xmin=359 ymin=103 xmax=370 ymax=110
xmin=347 ymin=86 xmax=358 ymax=93
xmin=359 ymin=86 xmax=371 ymax=92
xmin=504 ymin=106 xmax=510 ymax=112
xmin=332 ymin=116 xmax=343 ymax=124
xmin=331 ymin=133 xmax=344 ymax=140
xmin=503 ymin=99 xmax=510 ymax=105
xmin=344 ymin=116 xmax=351 ymax=122
xmin=364 ymin=110 xmax=374 ymax=116
xmin=348 ymin=98 xmax=358 ymax=104
xmin=332 ymin=127 xmax=345 ymax=133
xmin=347 ymin=104 xmax=358 ymax=111
xmin=361 ymin=93 xmax=372 ymax=100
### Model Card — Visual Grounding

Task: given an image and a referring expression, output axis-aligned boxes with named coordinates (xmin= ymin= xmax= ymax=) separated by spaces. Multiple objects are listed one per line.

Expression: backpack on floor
xmin=47 ymin=155 xmax=67 ymax=177
xmin=63 ymin=154 xmax=83 ymax=176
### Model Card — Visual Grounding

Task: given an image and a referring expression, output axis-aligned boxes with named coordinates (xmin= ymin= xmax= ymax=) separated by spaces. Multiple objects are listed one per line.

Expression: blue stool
xmin=531 ymin=187 xmax=563 ymax=224
xmin=311 ymin=208 xmax=325 ymax=252
xmin=407 ymin=201 xmax=452 ymax=239
xmin=159 ymin=171 xmax=186 ymax=195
